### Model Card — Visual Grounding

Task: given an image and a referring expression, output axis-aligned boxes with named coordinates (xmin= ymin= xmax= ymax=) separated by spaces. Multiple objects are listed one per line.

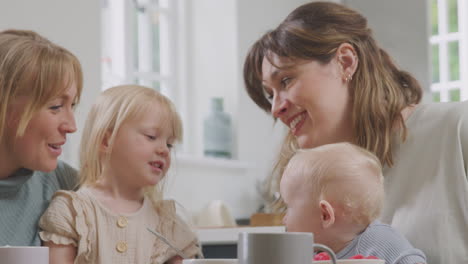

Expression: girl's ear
xmin=336 ymin=42 xmax=358 ymax=82
xmin=319 ymin=200 xmax=335 ymax=229
xmin=100 ymin=131 xmax=112 ymax=153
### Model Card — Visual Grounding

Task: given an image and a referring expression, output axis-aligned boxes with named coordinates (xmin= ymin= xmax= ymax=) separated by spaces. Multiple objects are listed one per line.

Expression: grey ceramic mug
xmin=237 ymin=232 xmax=337 ymax=264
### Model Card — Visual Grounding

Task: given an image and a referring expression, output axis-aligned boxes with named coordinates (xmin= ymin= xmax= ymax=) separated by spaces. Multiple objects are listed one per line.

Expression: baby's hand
xmin=166 ymin=255 xmax=183 ymax=264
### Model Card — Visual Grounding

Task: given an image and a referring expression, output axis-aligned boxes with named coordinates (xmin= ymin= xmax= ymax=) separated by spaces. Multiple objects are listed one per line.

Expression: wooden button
xmin=117 ymin=216 xmax=128 ymax=228
xmin=116 ymin=241 xmax=127 ymax=253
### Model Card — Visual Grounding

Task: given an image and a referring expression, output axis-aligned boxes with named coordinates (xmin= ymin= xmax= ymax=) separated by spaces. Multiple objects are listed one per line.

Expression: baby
xmin=280 ymin=143 xmax=426 ymax=264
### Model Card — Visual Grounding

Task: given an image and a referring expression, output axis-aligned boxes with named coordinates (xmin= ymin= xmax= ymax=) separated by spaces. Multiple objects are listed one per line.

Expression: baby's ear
xmin=319 ymin=200 xmax=335 ymax=229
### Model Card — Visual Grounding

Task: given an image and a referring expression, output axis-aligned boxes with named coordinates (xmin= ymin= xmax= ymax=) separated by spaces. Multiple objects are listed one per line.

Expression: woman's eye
xmin=167 ymin=143 xmax=174 ymax=149
xmin=281 ymin=77 xmax=292 ymax=87
xmin=263 ymin=89 xmax=274 ymax=102
xmin=266 ymin=93 xmax=273 ymax=102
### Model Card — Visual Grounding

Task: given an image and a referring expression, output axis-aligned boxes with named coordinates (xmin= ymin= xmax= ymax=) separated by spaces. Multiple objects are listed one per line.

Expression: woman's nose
xmin=61 ymin=111 xmax=77 ymax=134
xmin=271 ymin=94 xmax=288 ymax=118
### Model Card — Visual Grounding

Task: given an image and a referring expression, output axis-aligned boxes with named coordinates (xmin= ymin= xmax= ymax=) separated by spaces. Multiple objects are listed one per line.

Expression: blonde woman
xmin=243 ymin=2 xmax=468 ymax=263
xmin=39 ymin=85 xmax=201 ymax=264
xmin=0 ymin=29 xmax=83 ymax=246
xmin=281 ymin=143 xmax=426 ymax=264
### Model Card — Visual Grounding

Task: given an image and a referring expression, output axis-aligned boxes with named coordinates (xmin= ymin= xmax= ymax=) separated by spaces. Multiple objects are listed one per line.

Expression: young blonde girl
xmin=39 ymin=85 xmax=201 ymax=264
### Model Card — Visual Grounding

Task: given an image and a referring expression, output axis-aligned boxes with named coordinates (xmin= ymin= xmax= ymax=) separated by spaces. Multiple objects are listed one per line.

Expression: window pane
xmin=433 ymin=91 xmax=441 ymax=102
xmin=151 ymin=11 xmax=161 ymax=72
xmin=431 ymin=44 xmax=440 ymax=83
xmin=448 ymin=41 xmax=460 ymax=81
xmin=133 ymin=7 xmax=139 ymax=71
xmin=450 ymin=89 xmax=460 ymax=101
xmin=152 ymin=81 xmax=161 ymax=91
xmin=136 ymin=78 xmax=161 ymax=92
xmin=448 ymin=0 xmax=458 ymax=33
xmin=133 ymin=6 xmax=161 ymax=73
xmin=431 ymin=0 xmax=438 ymax=35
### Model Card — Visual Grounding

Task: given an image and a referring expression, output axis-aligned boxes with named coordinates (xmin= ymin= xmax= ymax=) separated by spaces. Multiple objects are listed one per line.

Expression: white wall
xmin=0 ymin=0 xmax=101 ymax=166
xmin=166 ymin=0 xmax=312 ymax=219
xmin=343 ymin=0 xmax=431 ymax=100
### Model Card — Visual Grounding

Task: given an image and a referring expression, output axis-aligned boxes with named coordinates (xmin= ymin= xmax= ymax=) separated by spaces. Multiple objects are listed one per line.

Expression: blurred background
xmin=0 ymin=0 xmax=466 ymax=224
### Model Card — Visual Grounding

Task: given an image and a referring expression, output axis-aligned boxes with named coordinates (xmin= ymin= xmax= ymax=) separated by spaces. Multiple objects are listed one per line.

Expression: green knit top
xmin=0 ymin=160 xmax=77 ymax=246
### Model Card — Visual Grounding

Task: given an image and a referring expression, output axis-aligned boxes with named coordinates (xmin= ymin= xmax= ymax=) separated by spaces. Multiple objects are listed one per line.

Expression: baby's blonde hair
xmin=0 ymin=29 xmax=83 ymax=141
xmin=79 ymin=85 xmax=183 ymax=201
xmin=285 ymin=142 xmax=384 ymax=226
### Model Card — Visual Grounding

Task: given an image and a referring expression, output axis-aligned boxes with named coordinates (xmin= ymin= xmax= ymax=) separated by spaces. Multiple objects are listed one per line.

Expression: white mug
xmin=0 ymin=246 xmax=49 ymax=264
xmin=238 ymin=232 xmax=337 ymax=264
xmin=182 ymin=259 xmax=237 ymax=264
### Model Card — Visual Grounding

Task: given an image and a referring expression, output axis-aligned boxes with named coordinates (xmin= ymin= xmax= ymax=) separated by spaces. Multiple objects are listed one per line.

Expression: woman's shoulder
xmin=417 ymin=101 xmax=468 ymax=116
xmin=409 ymin=101 xmax=468 ymax=126
xmin=34 ymin=160 xmax=78 ymax=191
xmin=53 ymin=160 xmax=78 ymax=189
xmin=55 ymin=160 xmax=77 ymax=174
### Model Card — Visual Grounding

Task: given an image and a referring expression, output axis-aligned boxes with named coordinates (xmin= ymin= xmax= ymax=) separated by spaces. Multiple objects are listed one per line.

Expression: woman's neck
xmin=0 ymin=143 xmax=19 ymax=179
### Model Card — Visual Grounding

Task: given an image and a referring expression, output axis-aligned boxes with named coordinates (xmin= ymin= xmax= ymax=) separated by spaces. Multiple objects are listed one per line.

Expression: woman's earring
xmin=344 ymin=73 xmax=352 ymax=82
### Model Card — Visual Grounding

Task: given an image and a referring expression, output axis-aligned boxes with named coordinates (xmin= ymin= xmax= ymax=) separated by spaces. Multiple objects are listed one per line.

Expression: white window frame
xmin=430 ymin=0 xmax=468 ymax=102
xmin=102 ymin=0 xmax=177 ymax=94
xmin=101 ymin=0 xmax=191 ymax=153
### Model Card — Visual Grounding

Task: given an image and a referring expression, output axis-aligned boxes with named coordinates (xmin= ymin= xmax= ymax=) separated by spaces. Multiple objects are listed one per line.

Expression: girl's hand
xmin=166 ymin=255 xmax=184 ymax=264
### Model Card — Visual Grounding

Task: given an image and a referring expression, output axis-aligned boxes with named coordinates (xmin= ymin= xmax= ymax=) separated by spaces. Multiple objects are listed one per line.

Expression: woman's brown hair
xmin=243 ymin=2 xmax=422 ymax=210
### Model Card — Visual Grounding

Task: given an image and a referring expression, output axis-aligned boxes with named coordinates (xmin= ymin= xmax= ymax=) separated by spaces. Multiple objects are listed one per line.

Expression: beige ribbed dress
xmin=39 ymin=188 xmax=201 ymax=264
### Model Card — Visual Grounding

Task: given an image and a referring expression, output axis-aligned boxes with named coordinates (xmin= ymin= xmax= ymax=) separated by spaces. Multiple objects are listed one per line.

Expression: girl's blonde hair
xmin=285 ymin=143 xmax=384 ymax=227
xmin=79 ymin=85 xmax=183 ymax=201
xmin=0 ymin=29 xmax=83 ymax=141
xmin=243 ymin=2 xmax=422 ymax=210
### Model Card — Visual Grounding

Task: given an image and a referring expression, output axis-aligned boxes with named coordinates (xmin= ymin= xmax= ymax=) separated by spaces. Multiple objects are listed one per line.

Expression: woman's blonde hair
xmin=0 ymin=29 xmax=83 ymax=141
xmin=285 ymin=143 xmax=384 ymax=226
xmin=243 ymin=2 xmax=422 ymax=210
xmin=79 ymin=85 xmax=183 ymax=201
